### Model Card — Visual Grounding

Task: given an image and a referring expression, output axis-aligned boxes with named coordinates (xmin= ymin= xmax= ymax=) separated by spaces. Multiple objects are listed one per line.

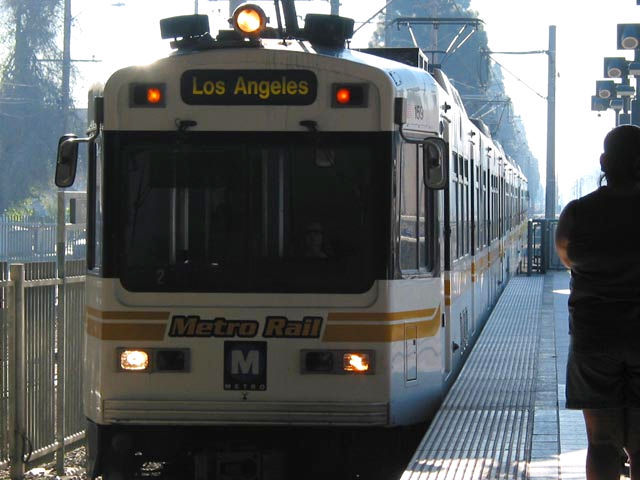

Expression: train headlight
xmin=120 ymin=349 xmax=150 ymax=371
xmin=232 ymin=4 xmax=268 ymax=38
xmin=304 ymin=351 xmax=334 ymax=373
xmin=301 ymin=350 xmax=374 ymax=374
xmin=343 ymin=353 xmax=370 ymax=373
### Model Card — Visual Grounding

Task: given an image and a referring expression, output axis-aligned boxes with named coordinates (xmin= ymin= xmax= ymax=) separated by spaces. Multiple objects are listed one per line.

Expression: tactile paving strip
xmin=402 ymin=276 xmax=544 ymax=480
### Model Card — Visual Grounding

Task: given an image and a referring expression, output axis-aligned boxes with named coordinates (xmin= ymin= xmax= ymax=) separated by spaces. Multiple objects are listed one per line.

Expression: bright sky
xmin=70 ymin=0 xmax=640 ymax=209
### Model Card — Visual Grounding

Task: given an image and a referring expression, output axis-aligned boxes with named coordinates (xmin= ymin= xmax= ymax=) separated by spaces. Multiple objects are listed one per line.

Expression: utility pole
xmin=545 ymin=25 xmax=556 ymax=219
xmin=62 ymin=0 xmax=71 ymax=133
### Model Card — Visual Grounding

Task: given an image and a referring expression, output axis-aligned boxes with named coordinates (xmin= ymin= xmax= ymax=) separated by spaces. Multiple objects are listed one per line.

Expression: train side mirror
xmin=423 ymin=138 xmax=447 ymax=190
xmin=55 ymin=134 xmax=79 ymax=188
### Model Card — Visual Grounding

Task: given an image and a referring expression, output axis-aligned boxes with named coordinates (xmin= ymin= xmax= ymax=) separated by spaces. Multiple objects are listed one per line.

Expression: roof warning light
xmin=232 ymin=4 xmax=268 ymax=38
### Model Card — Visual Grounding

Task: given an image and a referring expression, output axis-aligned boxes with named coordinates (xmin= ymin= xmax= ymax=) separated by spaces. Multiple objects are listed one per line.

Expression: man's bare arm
xmin=555 ymin=200 xmax=576 ymax=269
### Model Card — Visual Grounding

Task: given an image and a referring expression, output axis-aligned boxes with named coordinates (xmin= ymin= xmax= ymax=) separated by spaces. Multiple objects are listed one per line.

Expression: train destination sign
xmin=181 ymin=69 xmax=317 ymax=105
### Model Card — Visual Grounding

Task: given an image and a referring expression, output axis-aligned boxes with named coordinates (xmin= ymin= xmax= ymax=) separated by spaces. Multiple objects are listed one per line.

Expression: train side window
xmin=460 ymin=154 xmax=465 ymax=257
xmin=483 ymin=169 xmax=488 ymax=247
xmin=501 ymin=176 xmax=505 ymax=236
xmin=451 ymin=152 xmax=460 ymax=260
xmin=464 ymin=157 xmax=469 ymax=256
xmin=491 ymin=175 xmax=500 ymax=240
xmin=400 ymin=143 xmax=418 ymax=272
xmin=476 ymin=166 xmax=481 ymax=250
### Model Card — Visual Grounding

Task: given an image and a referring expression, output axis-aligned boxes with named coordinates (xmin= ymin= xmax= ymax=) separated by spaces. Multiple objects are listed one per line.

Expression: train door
xmin=441 ymin=119 xmax=453 ymax=378
xmin=499 ymin=158 xmax=505 ymax=288
xmin=488 ymin=152 xmax=496 ymax=303
xmin=469 ymin=138 xmax=476 ymax=336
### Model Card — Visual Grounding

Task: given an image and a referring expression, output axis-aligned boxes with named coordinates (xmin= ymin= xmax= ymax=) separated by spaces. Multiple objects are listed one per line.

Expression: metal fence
xmin=0 ymin=213 xmax=85 ymax=263
xmin=0 ymin=261 xmax=86 ymax=478
xmin=0 ymin=192 xmax=87 ymax=478
xmin=1 ymin=263 xmax=10 ymax=468
xmin=526 ymin=218 xmax=563 ymax=274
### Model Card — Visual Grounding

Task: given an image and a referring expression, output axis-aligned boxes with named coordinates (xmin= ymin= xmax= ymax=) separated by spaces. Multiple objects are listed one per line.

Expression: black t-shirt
xmin=566 ymin=186 xmax=640 ymax=351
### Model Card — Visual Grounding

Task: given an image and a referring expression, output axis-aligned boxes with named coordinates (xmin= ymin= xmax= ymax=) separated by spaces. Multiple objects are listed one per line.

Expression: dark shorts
xmin=566 ymin=341 xmax=640 ymax=409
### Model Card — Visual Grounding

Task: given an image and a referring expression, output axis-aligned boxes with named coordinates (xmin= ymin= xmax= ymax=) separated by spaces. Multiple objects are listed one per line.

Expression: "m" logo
xmin=231 ymin=350 xmax=259 ymax=375
xmin=224 ymin=341 xmax=267 ymax=391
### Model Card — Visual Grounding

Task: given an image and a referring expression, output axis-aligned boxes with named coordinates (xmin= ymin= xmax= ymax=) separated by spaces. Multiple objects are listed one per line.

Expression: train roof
xmin=164 ymin=37 xmax=441 ymax=94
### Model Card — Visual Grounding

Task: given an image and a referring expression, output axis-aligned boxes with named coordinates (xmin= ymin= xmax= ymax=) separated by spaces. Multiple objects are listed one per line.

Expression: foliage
xmin=0 ymin=0 xmax=68 ymax=215
xmin=372 ymin=0 xmax=542 ymax=210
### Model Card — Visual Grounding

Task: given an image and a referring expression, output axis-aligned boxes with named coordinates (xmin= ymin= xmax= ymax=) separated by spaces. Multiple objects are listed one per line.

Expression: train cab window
xmin=108 ymin=132 xmax=389 ymax=293
xmin=400 ymin=143 xmax=418 ymax=272
xmin=417 ymin=146 xmax=433 ymax=271
xmin=88 ymin=135 xmax=103 ymax=272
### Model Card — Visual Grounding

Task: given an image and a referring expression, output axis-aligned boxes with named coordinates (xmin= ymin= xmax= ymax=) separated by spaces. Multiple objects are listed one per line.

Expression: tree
xmin=0 ymin=0 xmax=66 ymax=215
xmin=372 ymin=0 xmax=542 ymax=211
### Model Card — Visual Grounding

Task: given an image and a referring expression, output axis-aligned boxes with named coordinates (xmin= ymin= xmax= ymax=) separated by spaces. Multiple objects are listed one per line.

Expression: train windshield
xmin=112 ymin=132 xmax=389 ymax=293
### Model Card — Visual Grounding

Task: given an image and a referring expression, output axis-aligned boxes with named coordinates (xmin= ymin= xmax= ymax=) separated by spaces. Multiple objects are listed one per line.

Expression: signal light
xmin=131 ymin=83 xmax=166 ymax=107
xmin=331 ymin=83 xmax=367 ymax=108
xmin=591 ymin=95 xmax=610 ymax=112
xmin=604 ymin=57 xmax=628 ymax=79
xmin=232 ymin=3 xmax=267 ymax=38
xmin=596 ymin=80 xmax=616 ymax=99
xmin=618 ymin=24 xmax=640 ymax=50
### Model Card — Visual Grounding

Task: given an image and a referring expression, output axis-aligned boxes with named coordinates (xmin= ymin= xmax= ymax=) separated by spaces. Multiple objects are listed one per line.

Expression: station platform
xmin=401 ymin=271 xmax=595 ymax=480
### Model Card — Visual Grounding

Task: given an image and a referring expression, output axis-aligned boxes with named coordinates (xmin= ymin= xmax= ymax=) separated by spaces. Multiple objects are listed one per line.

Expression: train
xmin=55 ymin=2 xmax=528 ymax=479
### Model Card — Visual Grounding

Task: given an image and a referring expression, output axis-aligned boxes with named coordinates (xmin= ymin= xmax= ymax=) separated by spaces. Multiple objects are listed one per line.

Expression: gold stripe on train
xmin=86 ymin=317 xmax=166 ymax=341
xmin=87 ymin=306 xmax=169 ymax=321
xmin=327 ymin=307 xmax=437 ymax=323
xmin=323 ymin=306 xmax=441 ymax=342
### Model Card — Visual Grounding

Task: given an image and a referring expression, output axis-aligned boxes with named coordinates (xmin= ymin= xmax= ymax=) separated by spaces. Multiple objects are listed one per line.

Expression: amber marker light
xmin=120 ymin=350 xmax=150 ymax=371
xmin=147 ymin=87 xmax=162 ymax=104
xmin=343 ymin=353 xmax=370 ymax=372
xmin=336 ymin=87 xmax=351 ymax=105
xmin=232 ymin=4 xmax=267 ymax=37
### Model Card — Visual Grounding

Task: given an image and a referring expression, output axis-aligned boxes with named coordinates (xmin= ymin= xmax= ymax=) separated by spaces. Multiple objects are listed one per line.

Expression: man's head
xmin=600 ymin=125 xmax=640 ymax=186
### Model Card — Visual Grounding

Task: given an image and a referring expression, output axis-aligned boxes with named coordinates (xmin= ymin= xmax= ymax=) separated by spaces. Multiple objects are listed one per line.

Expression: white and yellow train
xmin=56 ymin=3 xmax=528 ymax=479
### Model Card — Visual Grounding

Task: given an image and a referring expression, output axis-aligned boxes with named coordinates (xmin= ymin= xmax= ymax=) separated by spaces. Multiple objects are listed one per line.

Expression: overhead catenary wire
xmin=352 ymin=0 xmax=400 ymax=36
xmin=487 ymin=54 xmax=547 ymax=100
